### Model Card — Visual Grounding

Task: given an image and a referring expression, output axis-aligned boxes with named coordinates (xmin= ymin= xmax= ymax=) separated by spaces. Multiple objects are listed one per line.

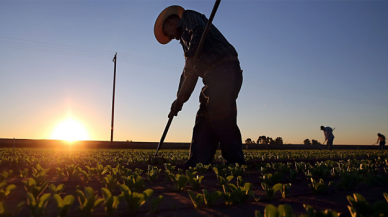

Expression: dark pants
xmin=380 ymin=142 xmax=385 ymax=150
xmin=327 ymin=138 xmax=334 ymax=150
xmin=184 ymin=61 xmax=246 ymax=168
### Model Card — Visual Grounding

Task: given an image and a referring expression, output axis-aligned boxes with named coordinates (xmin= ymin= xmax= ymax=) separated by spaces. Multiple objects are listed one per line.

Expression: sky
xmin=0 ymin=0 xmax=387 ymax=145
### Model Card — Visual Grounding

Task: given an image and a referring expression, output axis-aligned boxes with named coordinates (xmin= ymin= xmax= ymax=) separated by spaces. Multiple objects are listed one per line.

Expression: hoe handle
xmin=154 ymin=0 xmax=221 ymax=157
xmin=155 ymin=117 xmax=173 ymax=157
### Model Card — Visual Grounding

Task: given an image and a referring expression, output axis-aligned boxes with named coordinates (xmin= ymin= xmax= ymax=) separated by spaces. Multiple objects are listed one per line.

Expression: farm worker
xmin=154 ymin=5 xmax=246 ymax=169
xmin=320 ymin=126 xmax=334 ymax=150
xmin=375 ymin=133 xmax=386 ymax=150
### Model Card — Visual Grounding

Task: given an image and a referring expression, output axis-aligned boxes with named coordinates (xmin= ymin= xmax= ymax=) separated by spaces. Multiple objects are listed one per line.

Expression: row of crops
xmin=0 ymin=148 xmax=384 ymax=167
xmin=0 ymin=148 xmax=387 ymax=216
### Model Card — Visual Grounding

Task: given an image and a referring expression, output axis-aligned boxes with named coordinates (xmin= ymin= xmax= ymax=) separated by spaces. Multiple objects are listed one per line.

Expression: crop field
xmin=0 ymin=148 xmax=387 ymax=217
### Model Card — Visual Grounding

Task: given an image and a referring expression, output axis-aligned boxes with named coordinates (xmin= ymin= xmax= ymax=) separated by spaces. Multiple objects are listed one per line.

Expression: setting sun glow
xmin=52 ymin=119 xmax=89 ymax=142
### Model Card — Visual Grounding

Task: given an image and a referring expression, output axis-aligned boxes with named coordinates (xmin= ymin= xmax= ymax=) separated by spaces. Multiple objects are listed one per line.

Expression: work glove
xmin=168 ymin=99 xmax=183 ymax=118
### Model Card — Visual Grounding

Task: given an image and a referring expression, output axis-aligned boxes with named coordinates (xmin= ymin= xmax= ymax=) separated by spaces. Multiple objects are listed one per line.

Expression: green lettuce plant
xmin=261 ymin=182 xmax=275 ymax=201
xmin=337 ymin=171 xmax=364 ymax=190
xmin=146 ymin=166 xmax=161 ymax=183
xmin=228 ymin=163 xmax=245 ymax=178
xmin=187 ymin=190 xmax=204 ymax=208
xmin=26 ymin=192 xmax=51 ymax=217
xmin=213 ymin=167 xmax=228 ymax=178
xmin=76 ymin=186 xmax=104 ymax=217
xmin=0 ymin=201 xmax=24 ymax=217
xmin=347 ymin=193 xmax=388 ymax=217
xmin=119 ymin=184 xmax=153 ymax=215
xmin=123 ymin=175 xmax=145 ymax=192
xmin=222 ymin=183 xmax=254 ymax=205
xmin=303 ymin=204 xmax=340 ymax=217
xmin=308 ymin=178 xmax=334 ymax=195
xmin=0 ymin=182 xmax=16 ymax=201
xmin=101 ymin=188 xmax=120 ymax=217
xmin=202 ymin=189 xmax=223 ymax=207
xmin=81 ymin=170 xmax=91 ymax=185
xmin=186 ymin=171 xmax=204 ymax=190
xmin=102 ymin=175 xmax=118 ymax=192
xmin=53 ymin=194 xmax=75 ymax=217
xmin=255 ymin=204 xmax=295 ymax=217
xmin=273 ymin=183 xmax=291 ymax=198
xmin=163 ymin=163 xmax=176 ymax=171
xmin=217 ymin=175 xmax=234 ymax=186
xmin=149 ymin=195 xmax=163 ymax=214
xmin=168 ymin=173 xmax=188 ymax=192
xmin=48 ymin=184 xmax=65 ymax=194
xmin=194 ymin=163 xmax=211 ymax=174
xmin=20 ymin=168 xmax=29 ymax=178
xmin=237 ymin=176 xmax=245 ymax=188
xmin=22 ymin=178 xmax=49 ymax=199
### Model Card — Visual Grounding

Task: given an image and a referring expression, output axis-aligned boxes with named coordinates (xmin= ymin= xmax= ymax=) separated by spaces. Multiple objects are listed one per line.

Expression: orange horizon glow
xmin=51 ymin=118 xmax=89 ymax=142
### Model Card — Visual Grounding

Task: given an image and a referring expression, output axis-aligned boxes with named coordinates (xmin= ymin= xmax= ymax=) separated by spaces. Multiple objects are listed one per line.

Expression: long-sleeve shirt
xmin=324 ymin=127 xmax=335 ymax=140
xmin=178 ymin=10 xmax=238 ymax=75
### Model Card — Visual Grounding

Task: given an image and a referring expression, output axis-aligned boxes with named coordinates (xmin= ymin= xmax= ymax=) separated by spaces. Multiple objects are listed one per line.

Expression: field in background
xmin=0 ymin=138 xmax=378 ymax=150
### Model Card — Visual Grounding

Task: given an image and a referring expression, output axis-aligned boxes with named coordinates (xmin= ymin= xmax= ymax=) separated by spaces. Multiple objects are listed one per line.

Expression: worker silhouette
xmin=375 ymin=133 xmax=386 ymax=150
xmin=154 ymin=5 xmax=246 ymax=168
xmin=321 ymin=126 xmax=335 ymax=151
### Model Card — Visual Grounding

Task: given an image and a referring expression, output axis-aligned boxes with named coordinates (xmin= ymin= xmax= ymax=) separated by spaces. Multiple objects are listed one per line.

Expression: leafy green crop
xmin=273 ymin=183 xmax=291 ymax=198
xmin=123 ymin=175 xmax=145 ymax=192
xmin=102 ymin=175 xmax=118 ymax=192
xmin=19 ymin=168 xmax=28 ymax=178
xmin=186 ymin=171 xmax=204 ymax=190
xmin=76 ymin=186 xmax=104 ymax=217
xmin=187 ymin=190 xmax=203 ymax=208
xmin=308 ymin=178 xmax=334 ymax=195
xmin=146 ymin=166 xmax=161 ymax=183
xmin=26 ymin=192 xmax=51 ymax=217
xmin=0 ymin=182 xmax=16 ymax=201
xmin=53 ymin=194 xmax=75 ymax=217
xmin=261 ymin=182 xmax=275 ymax=201
xmin=203 ymin=189 xmax=222 ymax=207
xmin=119 ymin=184 xmax=153 ymax=215
xmin=48 ymin=184 xmax=65 ymax=194
xmin=168 ymin=173 xmax=188 ymax=192
xmin=149 ymin=195 xmax=163 ymax=213
xmin=101 ymin=188 xmax=120 ymax=217
xmin=222 ymin=183 xmax=254 ymax=205
xmin=22 ymin=178 xmax=49 ymax=199
xmin=347 ymin=193 xmax=388 ymax=217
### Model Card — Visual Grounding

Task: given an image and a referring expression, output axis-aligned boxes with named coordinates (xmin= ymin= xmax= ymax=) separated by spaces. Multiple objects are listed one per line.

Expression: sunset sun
xmin=52 ymin=119 xmax=89 ymax=142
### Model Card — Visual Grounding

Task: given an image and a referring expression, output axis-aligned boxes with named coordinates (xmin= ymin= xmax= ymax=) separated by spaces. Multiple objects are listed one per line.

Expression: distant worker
xmin=321 ymin=126 xmax=335 ymax=150
xmin=375 ymin=133 xmax=386 ymax=150
xmin=154 ymin=5 xmax=246 ymax=168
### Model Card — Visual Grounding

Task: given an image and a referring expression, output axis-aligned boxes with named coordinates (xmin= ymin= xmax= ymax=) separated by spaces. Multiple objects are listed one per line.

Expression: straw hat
xmin=154 ymin=5 xmax=185 ymax=44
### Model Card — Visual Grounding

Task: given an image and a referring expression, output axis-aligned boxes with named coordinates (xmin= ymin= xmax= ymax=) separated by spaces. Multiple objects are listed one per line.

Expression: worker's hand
xmin=183 ymin=57 xmax=196 ymax=77
xmin=168 ymin=99 xmax=183 ymax=118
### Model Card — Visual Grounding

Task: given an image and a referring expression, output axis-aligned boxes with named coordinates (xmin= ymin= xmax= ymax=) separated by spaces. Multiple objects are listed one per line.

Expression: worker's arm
xmin=168 ymin=57 xmax=198 ymax=118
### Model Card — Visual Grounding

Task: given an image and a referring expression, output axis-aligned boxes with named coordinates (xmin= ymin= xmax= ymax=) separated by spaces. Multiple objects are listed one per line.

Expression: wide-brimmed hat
xmin=154 ymin=5 xmax=185 ymax=44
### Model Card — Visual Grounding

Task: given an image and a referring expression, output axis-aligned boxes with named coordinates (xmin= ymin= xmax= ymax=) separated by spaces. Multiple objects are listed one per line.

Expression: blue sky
xmin=0 ymin=0 xmax=387 ymax=145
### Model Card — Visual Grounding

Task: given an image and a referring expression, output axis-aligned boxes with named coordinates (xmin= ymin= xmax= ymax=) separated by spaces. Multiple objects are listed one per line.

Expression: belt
xmin=203 ymin=56 xmax=239 ymax=76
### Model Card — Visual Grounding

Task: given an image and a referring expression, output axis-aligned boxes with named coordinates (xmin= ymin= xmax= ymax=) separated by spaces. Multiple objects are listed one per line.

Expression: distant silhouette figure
xmin=321 ymin=126 xmax=335 ymax=150
xmin=154 ymin=6 xmax=245 ymax=169
xmin=375 ymin=133 xmax=386 ymax=150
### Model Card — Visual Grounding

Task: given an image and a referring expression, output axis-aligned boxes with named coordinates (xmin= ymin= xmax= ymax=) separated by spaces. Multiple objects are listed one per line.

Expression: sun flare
xmin=52 ymin=119 xmax=89 ymax=142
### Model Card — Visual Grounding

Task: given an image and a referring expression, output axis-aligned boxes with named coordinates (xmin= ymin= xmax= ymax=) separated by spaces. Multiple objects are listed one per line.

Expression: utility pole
xmin=110 ymin=53 xmax=117 ymax=144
